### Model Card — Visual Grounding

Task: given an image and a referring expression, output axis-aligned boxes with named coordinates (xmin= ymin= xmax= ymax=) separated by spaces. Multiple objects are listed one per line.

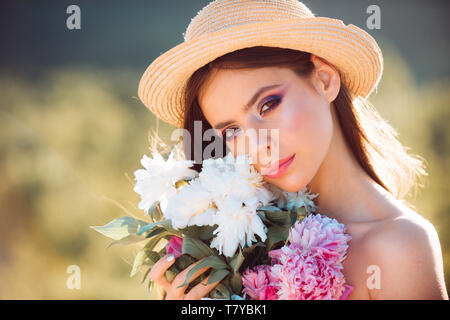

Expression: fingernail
xmin=166 ymin=254 xmax=174 ymax=262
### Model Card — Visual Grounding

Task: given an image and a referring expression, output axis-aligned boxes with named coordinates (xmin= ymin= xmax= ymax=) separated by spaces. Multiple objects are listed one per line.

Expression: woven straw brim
xmin=138 ymin=17 xmax=383 ymax=128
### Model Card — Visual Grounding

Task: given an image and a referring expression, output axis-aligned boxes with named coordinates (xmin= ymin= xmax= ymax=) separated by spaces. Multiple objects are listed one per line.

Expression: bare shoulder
xmin=368 ymin=207 xmax=439 ymax=253
xmin=362 ymin=204 xmax=448 ymax=299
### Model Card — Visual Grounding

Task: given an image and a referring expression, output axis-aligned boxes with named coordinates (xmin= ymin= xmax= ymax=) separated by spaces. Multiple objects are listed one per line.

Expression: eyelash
xmin=221 ymin=95 xmax=282 ymax=141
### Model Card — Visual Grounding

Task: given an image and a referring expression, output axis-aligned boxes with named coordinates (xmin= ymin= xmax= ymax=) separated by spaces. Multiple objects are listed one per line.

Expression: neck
xmin=306 ymin=110 xmax=392 ymax=224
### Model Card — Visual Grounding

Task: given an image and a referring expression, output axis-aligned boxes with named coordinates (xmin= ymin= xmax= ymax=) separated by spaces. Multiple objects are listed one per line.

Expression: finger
xmin=184 ymin=275 xmax=221 ymax=300
xmin=148 ymin=254 xmax=176 ymax=291
xmin=171 ymin=258 xmax=210 ymax=294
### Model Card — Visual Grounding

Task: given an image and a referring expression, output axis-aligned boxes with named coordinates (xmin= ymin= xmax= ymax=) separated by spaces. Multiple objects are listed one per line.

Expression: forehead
xmin=198 ymin=67 xmax=296 ymax=124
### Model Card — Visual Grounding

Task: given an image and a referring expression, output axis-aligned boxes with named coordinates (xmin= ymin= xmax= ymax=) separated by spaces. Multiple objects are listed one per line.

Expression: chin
xmin=266 ymin=172 xmax=310 ymax=193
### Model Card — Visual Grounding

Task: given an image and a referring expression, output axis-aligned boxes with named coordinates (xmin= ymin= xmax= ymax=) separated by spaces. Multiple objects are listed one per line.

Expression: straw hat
xmin=138 ymin=0 xmax=383 ymax=128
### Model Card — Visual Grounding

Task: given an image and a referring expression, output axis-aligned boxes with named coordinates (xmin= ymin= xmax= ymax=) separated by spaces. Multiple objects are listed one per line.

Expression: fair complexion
xmin=196 ymin=54 xmax=448 ymax=299
xmin=149 ymin=254 xmax=221 ymax=299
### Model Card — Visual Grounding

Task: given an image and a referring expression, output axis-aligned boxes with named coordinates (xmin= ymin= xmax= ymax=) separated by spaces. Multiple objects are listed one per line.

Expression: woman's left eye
xmin=259 ymin=95 xmax=282 ymax=116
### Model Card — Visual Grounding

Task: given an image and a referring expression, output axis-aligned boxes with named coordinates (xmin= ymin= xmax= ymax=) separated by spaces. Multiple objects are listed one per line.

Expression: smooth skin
xmin=194 ymin=54 xmax=448 ymax=299
xmin=149 ymin=254 xmax=221 ymax=299
xmin=149 ymin=54 xmax=448 ymax=300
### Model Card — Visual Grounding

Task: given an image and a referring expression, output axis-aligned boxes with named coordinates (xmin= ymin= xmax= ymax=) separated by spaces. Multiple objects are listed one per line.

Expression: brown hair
xmin=183 ymin=46 xmax=427 ymax=200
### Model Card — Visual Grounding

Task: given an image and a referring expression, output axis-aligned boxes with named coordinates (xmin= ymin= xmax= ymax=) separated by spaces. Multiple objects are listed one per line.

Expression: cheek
xmin=227 ymin=134 xmax=250 ymax=157
xmin=281 ymin=99 xmax=333 ymax=155
xmin=273 ymin=98 xmax=333 ymax=190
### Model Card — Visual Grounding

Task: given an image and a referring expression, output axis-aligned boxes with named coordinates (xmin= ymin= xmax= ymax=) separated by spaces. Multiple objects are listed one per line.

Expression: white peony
xmin=135 ymin=151 xmax=275 ymax=257
xmin=210 ymin=197 xmax=268 ymax=257
xmin=199 ymin=153 xmax=273 ymax=208
xmin=133 ymin=151 xmax=198 ymax=213
xmin=162 ymin=179 xmax=216 ymax=229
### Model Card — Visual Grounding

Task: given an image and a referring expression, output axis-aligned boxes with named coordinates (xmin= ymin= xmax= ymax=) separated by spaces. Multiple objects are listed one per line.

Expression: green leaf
xmin=144 ymin=230 xmax=171 ymax=252
xmin=182 ymin=236 xmax=217 ymax=259
xmin=179 ymin=225 xmax=217 ymax=241
xmin=207 ymin=269 xmax=230 ymax=284
xmin=165 ymin=267 xmax=178 ymax=282
xmin=146 ymin=227 xmax=166 ymax=238
xmin=107 ymin=234 xmax=147 ymax=248
xmin=91 ymin=216 xmax=149 ymax=240
xmin=296 ymin=207 xmax=307 ymax=221
xmin=260 ymin=207 xmax=291 ymax=226
xmin=271 ymin=211 xmax=292 ymax=226
xmin=289 ymin=209 xmax=297 ymax=226
xmin=229 ymin=249 xmax=245 ymax=273
xmin=137 ymin=219 xmax=180 ymax=236
xmin=155 ymin=220 xmax=182 ymax=236
xmin=130 ymin=249 xmax=160 ymax=277
xmin=147 ymin=201 xmax=163 ymax=221
xmin=157 ymin=244 xmax=169 ymax=256
xmin=178 ymin=255 xmax=228 ymax=288
xmin=136 ymin=220 xmax=164 ymax=236
xmin=131 ymin=251 xmax=147 ymax=277
xmin=174 ymin=254 xmax=196 ymax=271
xmin=266 ymin=225 xmax=290 ymax=250
xmin=141 ymin=265 xmax=154 ymax=284
xmin=229 ymin=272 xmax=242 ymax=294
xmin=257 ymin=210 xmax=267 ymax=221
xmin=259 ymin=205 xmax=282 ymax=212
xmin=146 ymin=250 xmax=161 ymax=264
xmin=209 ymin=283 xmax=231 ymax=300
xmin=242 ymin=242 xmax=265 ymax=255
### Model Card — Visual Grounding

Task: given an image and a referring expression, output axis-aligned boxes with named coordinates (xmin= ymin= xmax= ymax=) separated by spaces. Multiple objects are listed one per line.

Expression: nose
xmin=245 ymin=128 xmax=280 ymax=173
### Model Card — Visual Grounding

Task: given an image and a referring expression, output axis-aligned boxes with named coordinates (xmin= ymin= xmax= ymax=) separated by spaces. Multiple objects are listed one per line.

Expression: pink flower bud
xmin=166 ymin=235 xmax=183 ymax=258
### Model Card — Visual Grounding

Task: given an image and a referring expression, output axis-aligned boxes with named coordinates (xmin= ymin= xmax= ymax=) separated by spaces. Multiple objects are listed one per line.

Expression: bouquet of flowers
xmin=92 ymin=150 xmax=353 ymax=300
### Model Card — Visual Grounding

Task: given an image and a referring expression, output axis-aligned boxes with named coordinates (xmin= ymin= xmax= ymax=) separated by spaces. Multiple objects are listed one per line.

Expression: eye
xmin=259 ymin=95 xmax=282 ymax=116
xmin=222 ymin=126 xmax=241 ymax=141
xmin=221 ymin=95 xmax=282 ymax=141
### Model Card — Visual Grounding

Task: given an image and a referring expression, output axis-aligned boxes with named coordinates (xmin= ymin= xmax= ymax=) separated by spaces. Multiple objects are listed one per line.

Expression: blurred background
xmin=0 ymin=0 xmax=448 ymax=299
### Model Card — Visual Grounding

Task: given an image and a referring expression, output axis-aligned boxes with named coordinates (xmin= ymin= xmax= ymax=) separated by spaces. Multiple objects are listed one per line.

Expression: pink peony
xmin=166 ymin=235 xmax=183 ymax=258
xmin=269 ymin=245 xmax=349 ymax=300
xmin=244 ymin=214 xmax=353 ymax=300
xmin=241 ymin=265 xmax=279 ymax=300
xmin=288 ymin=214 xmax=351 ymax=265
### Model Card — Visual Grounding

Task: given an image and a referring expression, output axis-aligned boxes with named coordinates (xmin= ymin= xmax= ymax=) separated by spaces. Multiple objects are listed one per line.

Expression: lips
xmin=261 ymin=153 xmax=296 ymax=178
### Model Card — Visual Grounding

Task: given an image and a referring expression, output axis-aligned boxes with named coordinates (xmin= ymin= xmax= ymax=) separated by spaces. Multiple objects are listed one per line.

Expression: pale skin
xmin=149 ymin=54 xmax=448 ymax=300
xmin=148 ymin=255 xmax=221 ymax=299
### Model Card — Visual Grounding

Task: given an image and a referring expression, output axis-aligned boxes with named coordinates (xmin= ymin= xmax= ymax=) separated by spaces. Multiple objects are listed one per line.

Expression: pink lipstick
xmin=262 ymin=153 xmax=296 ymax=179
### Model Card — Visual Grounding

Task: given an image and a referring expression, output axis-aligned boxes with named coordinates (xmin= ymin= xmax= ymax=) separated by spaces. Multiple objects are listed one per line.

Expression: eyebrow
xmin=213 ymin=84 xmax=283 ymax=130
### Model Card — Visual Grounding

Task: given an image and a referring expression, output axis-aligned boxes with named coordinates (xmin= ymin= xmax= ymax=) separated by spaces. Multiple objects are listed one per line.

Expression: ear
xmin=310 ymin=54 xmax=341 ymax=103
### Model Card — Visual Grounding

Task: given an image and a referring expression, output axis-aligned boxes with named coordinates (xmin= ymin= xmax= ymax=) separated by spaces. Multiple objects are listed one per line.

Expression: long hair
xmin=183 ymin=46 xmax=427 ymax=201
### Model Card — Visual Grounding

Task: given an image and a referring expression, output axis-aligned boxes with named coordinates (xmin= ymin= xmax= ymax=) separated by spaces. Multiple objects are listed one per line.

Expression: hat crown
xmin=184 ymin=0 xmax=315 ymax=42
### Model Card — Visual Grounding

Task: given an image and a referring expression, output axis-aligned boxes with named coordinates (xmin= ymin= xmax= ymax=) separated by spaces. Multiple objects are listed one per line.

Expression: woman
xmin=139 ymin=0 xmax=448 ymax=299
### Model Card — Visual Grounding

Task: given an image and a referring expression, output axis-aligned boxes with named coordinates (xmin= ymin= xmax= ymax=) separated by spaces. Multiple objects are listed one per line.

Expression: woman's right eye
xmin=222 ymin=126 xmax=241 ymax=141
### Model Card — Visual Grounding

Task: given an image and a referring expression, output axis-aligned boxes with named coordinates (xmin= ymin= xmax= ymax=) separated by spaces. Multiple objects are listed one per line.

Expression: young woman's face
xmin=198 ymin=56 xmax=340 ymax=192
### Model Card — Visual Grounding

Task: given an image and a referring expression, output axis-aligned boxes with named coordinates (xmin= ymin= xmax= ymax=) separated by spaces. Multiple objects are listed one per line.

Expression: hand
xmin=149 ymin=254 xmax=221 ymax=300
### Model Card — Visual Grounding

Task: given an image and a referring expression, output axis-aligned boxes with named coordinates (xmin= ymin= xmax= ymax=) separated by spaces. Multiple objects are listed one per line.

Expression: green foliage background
xmin=0 ymin=1 xmax=448 ymax=299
